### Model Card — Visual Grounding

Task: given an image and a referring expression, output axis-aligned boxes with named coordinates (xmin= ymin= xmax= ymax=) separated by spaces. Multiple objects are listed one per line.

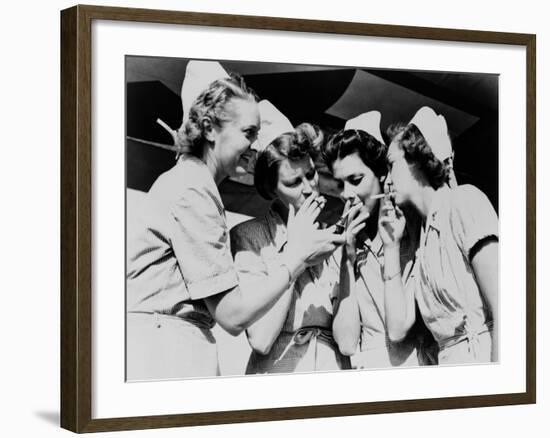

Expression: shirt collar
xmin=425 ymin=185 xmax=451 ymax=233
xmin=365 ymin=234 xmax=384 ymax=257
xmin=356 ymin=233 xmax=384 ymax=267
xmin=177 ymin=154 xmax=223 ymax=206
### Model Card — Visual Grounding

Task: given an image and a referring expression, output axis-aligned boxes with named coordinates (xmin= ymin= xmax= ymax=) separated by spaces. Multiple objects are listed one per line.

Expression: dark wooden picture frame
xmin=60 ymin=4 xmax=536 ymax=433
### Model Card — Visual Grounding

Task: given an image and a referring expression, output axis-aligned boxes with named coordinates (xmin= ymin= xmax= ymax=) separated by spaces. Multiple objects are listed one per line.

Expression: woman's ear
xmin=410 ymin=162 xmax=429 ymax=187
xmin=201 ymin=117 xmax=216 ymax=143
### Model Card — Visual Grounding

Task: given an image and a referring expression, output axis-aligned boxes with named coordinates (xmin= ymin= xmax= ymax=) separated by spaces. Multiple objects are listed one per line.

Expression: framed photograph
xmin=60 ymin=4 xmax=536 ymax=433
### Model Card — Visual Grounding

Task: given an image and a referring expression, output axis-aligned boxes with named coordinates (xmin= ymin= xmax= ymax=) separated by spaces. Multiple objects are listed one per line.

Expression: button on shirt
xmin=230 ymin=205 xmax=346 ymax=373
xmin=127 ymin=156 xmax=239 ymax=326
xmin=415 ymin=184 xmax=498 ymax=347
xmin=354 ymin=230 xmax=420 ymax=367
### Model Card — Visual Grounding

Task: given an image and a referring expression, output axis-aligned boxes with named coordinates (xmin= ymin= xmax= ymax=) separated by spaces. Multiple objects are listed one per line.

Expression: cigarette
xmin=369 ymin=192 xmax=396 ymax=200
xmin=369 ymin=193 xmax=386 ymax=200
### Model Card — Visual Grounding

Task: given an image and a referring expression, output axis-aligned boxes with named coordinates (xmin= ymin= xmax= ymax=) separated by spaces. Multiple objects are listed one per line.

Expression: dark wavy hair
xmin=386 ymin=123 xmax=451 ymax=189
xmin=322 ymin=129 xmax=388 ymax=179
xmin=254 ymin=123 xmax=324 ymax=200
xmin=175 ymin=73 xmax=258 ymax=158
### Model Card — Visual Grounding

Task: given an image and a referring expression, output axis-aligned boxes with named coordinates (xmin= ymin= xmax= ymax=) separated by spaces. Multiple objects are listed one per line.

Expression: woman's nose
xmin=341 ymin=182 xmax=355 ymax=201
xmin=302 ymin=179 xmax=313 ymax=195
xmin=384 ymin=173 xmax=393 ymax=193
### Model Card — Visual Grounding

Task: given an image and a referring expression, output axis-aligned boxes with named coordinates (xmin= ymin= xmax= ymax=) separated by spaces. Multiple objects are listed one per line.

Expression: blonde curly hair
xmin=175 ymin=74 xmax=258 ymax=157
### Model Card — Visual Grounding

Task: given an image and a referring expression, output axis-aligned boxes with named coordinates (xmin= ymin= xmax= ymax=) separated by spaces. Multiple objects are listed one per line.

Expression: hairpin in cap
xmin=408 ymin=106 xmax=453 ymax=162
xmin=344 ymin=111 xmax=384 ymax=144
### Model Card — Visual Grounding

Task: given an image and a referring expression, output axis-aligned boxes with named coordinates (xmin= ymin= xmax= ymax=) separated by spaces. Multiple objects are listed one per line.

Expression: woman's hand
xmin=343 ymin=200 xmax=369 ymax=265
xmin=284 ymin=194 xmax=345 ymax=274
xmin=378 ymin=197 xmax=406 ymax=248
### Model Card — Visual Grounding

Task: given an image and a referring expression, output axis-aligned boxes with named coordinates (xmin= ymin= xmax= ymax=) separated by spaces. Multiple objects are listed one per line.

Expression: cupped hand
xmin=285 ymin=194 xmax=345 ymax=271
xmin=342 ymin=200 xmax=369 ymax=264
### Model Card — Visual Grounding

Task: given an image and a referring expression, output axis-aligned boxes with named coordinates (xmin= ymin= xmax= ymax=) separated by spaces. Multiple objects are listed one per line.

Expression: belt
xmin=279 ymin=326 xmax=337 ymax=371
xmin=292 ymin=326 xmax=335 ymax=346
xmin=438 ymin=319 xmax=493 ymax=357
xmin=128 ymin=311 xmax=215 ymax=330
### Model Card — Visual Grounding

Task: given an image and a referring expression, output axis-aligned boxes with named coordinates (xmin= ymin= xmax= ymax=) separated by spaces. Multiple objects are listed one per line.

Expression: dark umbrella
xmin=126 ymin=57 xmax=498 ymax=223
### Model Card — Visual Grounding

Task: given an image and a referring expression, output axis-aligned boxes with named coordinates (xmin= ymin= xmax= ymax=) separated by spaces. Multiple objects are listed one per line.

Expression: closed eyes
xmin=283 ymin=170 xmax=317 ymax=188
xmin=349 ymin=175 xmax=364 ymax=186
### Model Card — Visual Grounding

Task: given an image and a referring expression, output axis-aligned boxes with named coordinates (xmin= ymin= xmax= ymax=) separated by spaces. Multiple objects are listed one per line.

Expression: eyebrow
xmin=281 ymin=167 xmax=315 ymax=182
xmin=333 ymin=172 xmax=361 ymax=182
xmin=281 ymin=176 xmax=300 ymax=184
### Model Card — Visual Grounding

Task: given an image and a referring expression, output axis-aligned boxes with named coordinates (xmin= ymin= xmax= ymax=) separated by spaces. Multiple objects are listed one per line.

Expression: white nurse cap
xmin=252 ymin=100 xmax=294 ymax=152
xmin=344 ymin=110 xmax=384 ymax=144
xmin=180 ymin=60 xmax=229 ymax=126
xmin=408 ymin=106 xmax=453 ymax=162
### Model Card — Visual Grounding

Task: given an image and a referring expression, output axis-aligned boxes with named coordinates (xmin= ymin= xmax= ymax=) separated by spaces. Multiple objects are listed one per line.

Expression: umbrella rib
xmin=126 ymin=136 xmax=178 ymax=153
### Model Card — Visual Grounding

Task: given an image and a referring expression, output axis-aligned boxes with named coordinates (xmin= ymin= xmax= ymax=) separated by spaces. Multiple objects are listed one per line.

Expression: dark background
xmin=126 ymin=56 xmax=498 ymax=221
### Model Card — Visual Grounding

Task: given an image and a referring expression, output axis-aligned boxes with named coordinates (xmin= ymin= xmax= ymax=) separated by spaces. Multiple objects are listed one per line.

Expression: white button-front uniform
xmin=231 ymin=205 xmax=350 ymax=374
xmin=353 ymin=232 xmax=424 ymax=369
xmin=415 ymin=184 xmax=499 ymax=364
xmin=126 ymin=155 xmax=239 ymax=380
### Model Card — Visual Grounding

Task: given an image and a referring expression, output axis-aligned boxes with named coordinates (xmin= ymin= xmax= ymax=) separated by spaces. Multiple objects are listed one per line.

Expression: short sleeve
xmin=449 ymin=185 xmax=499 ymax=259
xmin=230 ymin=221 xmax=270 ymax=289
xmin=170 ymin=186 xmax=238 ymax=300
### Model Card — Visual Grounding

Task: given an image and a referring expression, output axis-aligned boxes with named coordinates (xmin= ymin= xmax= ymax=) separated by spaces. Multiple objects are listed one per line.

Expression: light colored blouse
xmin=230 ymin=205 xmax=351 ymax=374
xmin=415 ymin=184 xmax=498 ymax=364
xmin=127 ymin=155 xmax=239 ymax=328
xmin=353 ymin=230 xmax=422 ymax=369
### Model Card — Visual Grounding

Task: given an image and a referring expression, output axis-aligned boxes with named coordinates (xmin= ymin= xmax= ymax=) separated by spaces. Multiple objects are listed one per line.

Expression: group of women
xmin=126 ymin=61 xmax=499 ymax=380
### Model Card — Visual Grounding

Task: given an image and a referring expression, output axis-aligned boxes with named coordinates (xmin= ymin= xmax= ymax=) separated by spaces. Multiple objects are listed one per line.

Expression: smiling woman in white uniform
xmin=126 ymin=62 xmax=345 ymax=380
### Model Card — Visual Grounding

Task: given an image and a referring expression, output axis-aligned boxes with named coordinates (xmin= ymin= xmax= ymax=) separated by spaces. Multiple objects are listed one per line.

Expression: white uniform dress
xmin=231 ymin=205 xmax=351 ymax=374
xmin=126 ymin=155 xmax=239 ymax=380
xmin=414 ymin=184 xmax=498 ymax=364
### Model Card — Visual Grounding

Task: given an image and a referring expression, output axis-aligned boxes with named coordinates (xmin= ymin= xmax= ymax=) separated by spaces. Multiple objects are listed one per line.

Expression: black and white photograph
xmin=125 ymin=56 xmax=499 ymax=381
xmin=3 ymin=0 xmax=545 ymax=434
